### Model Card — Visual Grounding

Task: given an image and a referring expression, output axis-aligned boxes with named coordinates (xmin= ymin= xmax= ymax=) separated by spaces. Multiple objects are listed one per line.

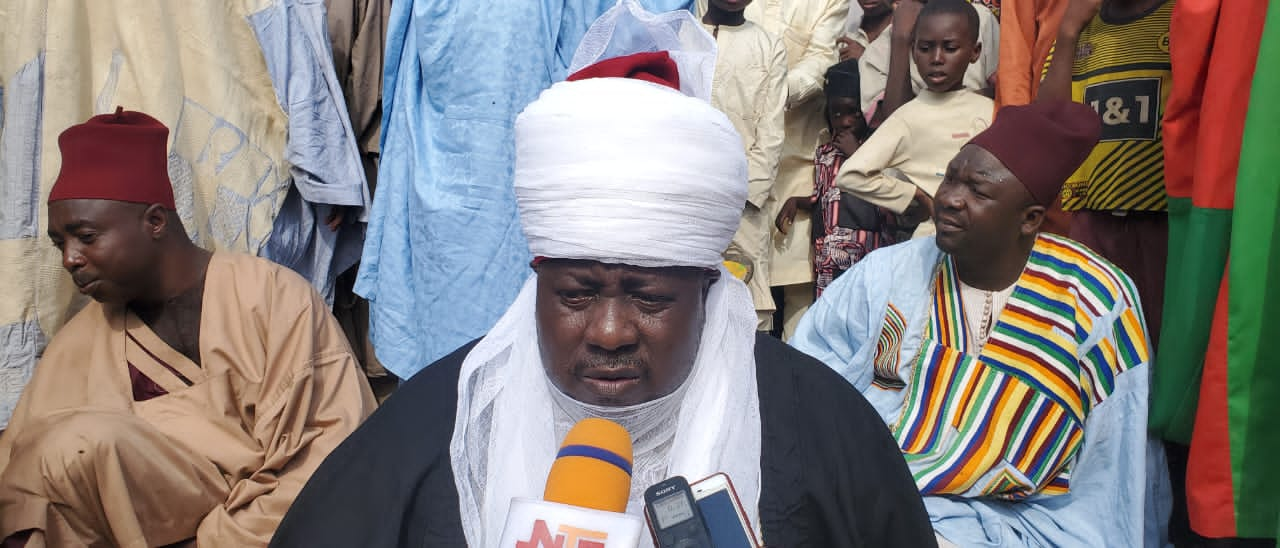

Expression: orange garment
xmin=995 ymin=0 xmax=1070 ymax=236
xmin=995 ymin=0 xmax=1069 ymax=108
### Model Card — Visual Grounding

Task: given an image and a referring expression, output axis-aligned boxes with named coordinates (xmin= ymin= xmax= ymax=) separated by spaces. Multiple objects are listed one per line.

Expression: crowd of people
xmin=0 ymin=0 xmax=1277 ymax=546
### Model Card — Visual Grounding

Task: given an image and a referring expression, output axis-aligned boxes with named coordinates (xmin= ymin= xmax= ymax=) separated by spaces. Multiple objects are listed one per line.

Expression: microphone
xmin=498 ymin=418 xmax=645 ymax=547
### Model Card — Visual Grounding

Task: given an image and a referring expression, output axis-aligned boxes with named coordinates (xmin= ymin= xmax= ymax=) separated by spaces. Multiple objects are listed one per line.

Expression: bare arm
xmin=1036 ymin=0 xmax=1102 ymax=103
xmin=835 ymin=117 xmax=918 ymax=213
xmin=872 ymin=0 xmax=923 ymax=126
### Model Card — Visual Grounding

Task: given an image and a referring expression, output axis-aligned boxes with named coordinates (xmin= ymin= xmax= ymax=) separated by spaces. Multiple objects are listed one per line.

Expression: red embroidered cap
xmin=49 ymin=106 xmax=176 ymax=209
xmin=968 ymin=101 xmax=1102 ymax=206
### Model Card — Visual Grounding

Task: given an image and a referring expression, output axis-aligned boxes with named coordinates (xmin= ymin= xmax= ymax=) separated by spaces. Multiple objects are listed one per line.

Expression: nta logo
xmin=516 ymin=519 xmax=609 ymax=548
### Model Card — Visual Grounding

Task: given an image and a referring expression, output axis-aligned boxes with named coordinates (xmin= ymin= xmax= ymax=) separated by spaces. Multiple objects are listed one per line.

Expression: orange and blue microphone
xmin=544 ymin=418 xmax=634 ymax=513
xmin=498 ymin=418 xmax=645 ymax=547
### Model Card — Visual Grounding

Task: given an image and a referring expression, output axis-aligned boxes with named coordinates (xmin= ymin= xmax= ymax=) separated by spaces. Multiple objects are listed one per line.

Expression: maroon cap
xmin=49 ymin=106 xmax=176 ymax=209
xmin=968 ymin=101 xmax=1102 ymax=206
xmin=566 ymin=51 xmax=680 ymax=91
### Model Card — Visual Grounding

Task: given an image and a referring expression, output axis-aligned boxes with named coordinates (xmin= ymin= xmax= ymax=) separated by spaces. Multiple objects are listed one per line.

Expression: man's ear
xmin=1020 ymin=204 xmax=1046 ymax=236
xmin=970 ymin=41 xmax=982 ymax=64
xmin=142 ymin=204 xmax=169 ymax=239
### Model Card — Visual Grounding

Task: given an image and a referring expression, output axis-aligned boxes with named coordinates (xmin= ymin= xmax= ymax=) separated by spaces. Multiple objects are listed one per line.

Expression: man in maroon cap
xmin=793 ymin=100 xmax=1170 ymax=546
xmin=0 ymin=108 xmax=375 ymax=547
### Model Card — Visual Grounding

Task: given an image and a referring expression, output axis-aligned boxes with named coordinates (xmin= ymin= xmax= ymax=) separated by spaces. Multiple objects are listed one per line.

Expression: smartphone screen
xmin=694 ymin=490 xmax=755 ymax=548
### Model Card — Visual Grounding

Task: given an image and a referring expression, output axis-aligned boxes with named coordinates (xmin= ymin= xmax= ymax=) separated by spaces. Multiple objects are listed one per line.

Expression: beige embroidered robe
xmin=0 ymin=252 xmax=376 ymax=547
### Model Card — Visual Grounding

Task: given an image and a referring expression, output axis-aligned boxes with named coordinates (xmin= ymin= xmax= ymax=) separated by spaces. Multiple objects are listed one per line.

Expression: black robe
xmin=271 ymin=334 xmax=935 ymax=547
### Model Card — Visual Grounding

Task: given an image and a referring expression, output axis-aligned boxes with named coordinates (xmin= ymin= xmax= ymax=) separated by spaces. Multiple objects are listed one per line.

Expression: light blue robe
xmin=252 ymin=0 xmax=371 ymax=305
xmin=355 ymin=0 xmax=692 ymax=378
xmin=791 ymin=236 xmax=1172 ymax=547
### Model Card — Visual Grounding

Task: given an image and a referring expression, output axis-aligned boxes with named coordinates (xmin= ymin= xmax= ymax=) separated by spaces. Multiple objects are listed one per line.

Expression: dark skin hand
xmin=837 ymin=37 xmax=867 ymax=61
xmin=775 ymin=195 xmax=809 ymax=234
xmin=325 ymin=205 xmax=346 ymax=231
xmin=833 ymin=129 xmax=862 ymax=156
xmin=903 ymin=187 xmax=935 ymax=226
xmin=775 ymin=129 xmax=864 ymax=233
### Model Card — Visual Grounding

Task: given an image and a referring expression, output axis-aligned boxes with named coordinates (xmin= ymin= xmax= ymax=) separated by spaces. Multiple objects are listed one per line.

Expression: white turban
xmin=451 ymin=6 xmax=763 ymax=547
xmin=513 ymin=76 xmax=749 ymax=269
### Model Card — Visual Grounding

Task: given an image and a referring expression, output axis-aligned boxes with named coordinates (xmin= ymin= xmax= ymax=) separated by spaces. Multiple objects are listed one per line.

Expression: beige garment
xmin=835 ymin=89 xmax=993 ymax=237
xmin=725 ymin=203 xmax=777 ymax=329
xmin=702 ymin=20 xmax=788 ymax=319
xmin=858 ymin=3 xmax=1001 ymax=115
xmin=0 ymin=410 xmax=229 ymax=548
xmin=847 ymin=24 xmax=878 ymax=49
xmin=0 ymin=0 xmax=299 ymax=427
xmin=0 ymin=253 xmax=376 ymax=547
xmin=701 ymin=0 xmax=849 ymax=287
xmin=778 ymin=282 xmax=814 ymax=341
xmin=703 ymin=21 xmax=788 ymax=210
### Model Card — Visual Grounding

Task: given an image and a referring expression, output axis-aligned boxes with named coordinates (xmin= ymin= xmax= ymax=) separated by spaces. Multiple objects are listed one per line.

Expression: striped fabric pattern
xmin=893 ymin=234 xmax=1149 ymax=499
xmin=872 ymin=303 xmax=908 ymax=389
xmin=1049 ymin=0 xmax=1174 ymax=212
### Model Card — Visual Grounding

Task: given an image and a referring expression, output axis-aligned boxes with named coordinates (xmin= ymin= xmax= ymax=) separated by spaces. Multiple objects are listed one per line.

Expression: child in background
xmin=836 ymin=0 xmax=994 ymax=239
xmin=776 ymin=60 xmax=903 ymax=297
xmin=700 ymin=0 xmax=788 ymax=331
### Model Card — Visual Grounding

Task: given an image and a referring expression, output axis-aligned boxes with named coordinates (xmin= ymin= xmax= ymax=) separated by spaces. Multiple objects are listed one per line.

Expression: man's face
xmin=535 ymin=259 xmax=713 ymax=406
xmin=933 ymin=145 xmax=1041 ymax=256
xmin=860 ymin=0 xmax=893 ymax=18
xmin=47 ymin=199 xmax=160 ymax=305
xmin=912 ymin=13 xmax=980 ymax=93
xmin=709 ymin=0 xmax=751 ymax=12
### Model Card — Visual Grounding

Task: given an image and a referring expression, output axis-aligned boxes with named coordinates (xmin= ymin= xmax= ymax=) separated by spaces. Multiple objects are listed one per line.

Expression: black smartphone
xmin=643 ymin=476 xmax=714 ymax=548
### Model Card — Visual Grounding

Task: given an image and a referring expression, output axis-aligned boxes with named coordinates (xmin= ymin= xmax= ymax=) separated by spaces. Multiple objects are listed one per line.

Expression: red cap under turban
xmin=49 ymin=107 xmax=176 ymax=209
xmin=968 ymin=101 xmax=1102 ymax=206
xmin=566 ymin=51 xmax=681 ymax=91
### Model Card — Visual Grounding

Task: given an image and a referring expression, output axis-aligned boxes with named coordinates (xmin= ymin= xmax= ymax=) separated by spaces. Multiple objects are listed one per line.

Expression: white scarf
xmin=449 ymin=269 xmax=761 ymax=547
xmin=451 ymin=4 xmax=761 ymax=544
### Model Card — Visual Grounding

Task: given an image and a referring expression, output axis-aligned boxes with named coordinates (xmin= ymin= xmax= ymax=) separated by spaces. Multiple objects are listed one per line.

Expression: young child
xmin=836 ymin=0 xmax=994 ymax=239
xmin=775 ymin=60 xmax=902 ymax=297
xmin=700 ymin=0 xmax=788 ymax=331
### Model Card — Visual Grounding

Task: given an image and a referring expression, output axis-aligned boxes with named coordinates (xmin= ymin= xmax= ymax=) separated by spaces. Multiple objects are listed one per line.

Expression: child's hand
xmin=833 ymin=130 xmax=861 ymax=156
xmin=890 ymin=0 xmax=926 ymax=43
xmin=837 ymin=36 xmax=865 ymax=61
xmin=902 ymin=188 xmax=934 ymax=225
xmin=775 ymin=197 xmax=804 ymax=234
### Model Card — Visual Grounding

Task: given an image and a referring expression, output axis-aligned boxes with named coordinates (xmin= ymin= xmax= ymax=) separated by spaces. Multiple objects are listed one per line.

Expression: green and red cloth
xmin=1152 ymin=0 xmax=1280 ymax=538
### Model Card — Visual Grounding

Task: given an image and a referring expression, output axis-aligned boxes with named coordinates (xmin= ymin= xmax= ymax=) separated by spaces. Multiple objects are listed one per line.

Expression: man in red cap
xmin=793 ymin=100 xmax=1170 ymax=546
xmin=0 ymin=108 xmax=376 ymax=547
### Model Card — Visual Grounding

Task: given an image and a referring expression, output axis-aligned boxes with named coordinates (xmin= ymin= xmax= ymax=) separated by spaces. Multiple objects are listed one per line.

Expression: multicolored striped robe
xmin=792 ymin=234 xmax=1171 ymax=546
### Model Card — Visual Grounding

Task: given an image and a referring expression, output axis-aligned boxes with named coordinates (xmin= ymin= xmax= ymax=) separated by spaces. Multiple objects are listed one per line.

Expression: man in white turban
xmin=270 ymin=5 xmax=932 ymax=547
